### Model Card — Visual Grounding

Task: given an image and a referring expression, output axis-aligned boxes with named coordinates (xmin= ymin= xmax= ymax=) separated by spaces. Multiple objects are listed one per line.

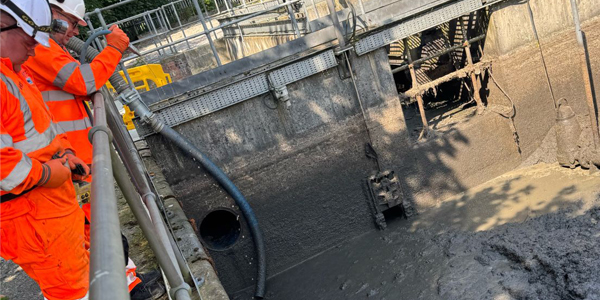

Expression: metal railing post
xmin=200 ymin=0 xmax=209 ymax=15
xmin=302 ymin=1 xmax=312 ymax=32
xmin=170 ymin=2 xmax=192 ymax=49
xmin=148 ymin=11 xmax=167 ymax=54
xmin=144 ymin=13 xmax=162 ymax=55
xmin=225 ymin=0 xmax=233 ymax=15
xmin=192 ymin=0 xmax=222 ymax=66
xmin=164 ymin=9 xmax=179 ymax=54
xmin=287 ymin=4 xmax=300 ymax=38
xmin=103 ymin=95 xmax=193 ymax=300
xmin=88 ymin=92 xmax=129 ymax=300
xmin=310 ymin=0 xmax=319 ymax=18
xmin=157 ymin=9 xmax=177 ymax=54
xmin=326 ymin=0 xmax=345 ymax=48
xmin=117 ymin=0 xmax=304 ymax=63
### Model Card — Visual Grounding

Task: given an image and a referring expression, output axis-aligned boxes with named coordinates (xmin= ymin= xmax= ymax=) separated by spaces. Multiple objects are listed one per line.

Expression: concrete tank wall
xmin=483 ymin=0 xmax=600 ymax=161
xmin=143 ymin=0 xmax=600 ymax=294
xmin=145 ymin=49 xmax=521 ymax=293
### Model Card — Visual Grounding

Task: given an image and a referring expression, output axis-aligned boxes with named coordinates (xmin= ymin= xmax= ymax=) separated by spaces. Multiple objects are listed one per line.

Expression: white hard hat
xmin=0 ymin=0 xmax=53 ymax=47
xmin=49 ymin=0 xmax=87 ymax=26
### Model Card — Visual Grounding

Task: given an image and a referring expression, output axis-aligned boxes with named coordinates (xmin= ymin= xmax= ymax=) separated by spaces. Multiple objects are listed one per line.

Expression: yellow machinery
xmin=106 ymin=64 xmax=172 ymax=130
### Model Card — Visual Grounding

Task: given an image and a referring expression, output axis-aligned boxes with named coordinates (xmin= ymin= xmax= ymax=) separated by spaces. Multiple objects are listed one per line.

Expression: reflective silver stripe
xmin=1 ymin=74 xmax=59 ymax=153
xmin=1 ymin=74 xmax=36 ymax=140
xmin=53 ymin=61 xmax=78 ymax=89
xmin=0 ymin=153 xmax=33 ymax=192
xmin=41 ymin=90 xmax=75 ymax=102
xmin=0 ymin=134 xmax=13 ymax=148
xmin=80 ymin=64 xmax=97 ymax=94
xmin=12 ymin=125 xmax=57 ymax=153
xmin=52 ymin=122 xmax=66 ymax=135
xmin=57 ymin=117 xmax=92 ymax=133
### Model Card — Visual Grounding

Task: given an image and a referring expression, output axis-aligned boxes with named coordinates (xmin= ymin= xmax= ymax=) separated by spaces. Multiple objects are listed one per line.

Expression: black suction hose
xmin=66 ymin=36 xmax=267 ymax=298
xmin=157 ymin=125 xmax=267 ymax=298
xmin=79 ymin=30 xmax=111 ymax=64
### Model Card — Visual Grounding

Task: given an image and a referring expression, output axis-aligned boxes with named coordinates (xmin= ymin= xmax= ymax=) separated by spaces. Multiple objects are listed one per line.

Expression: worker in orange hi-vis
xmin=22 ymin=0 xmax=165 ymax=299
xmin=0 ymin=0 xmax=91 ymax=299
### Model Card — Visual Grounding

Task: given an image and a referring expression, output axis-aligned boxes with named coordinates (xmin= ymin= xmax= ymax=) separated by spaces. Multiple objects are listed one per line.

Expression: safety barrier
xmin=105 ymin=64 xmax=172 ymax=130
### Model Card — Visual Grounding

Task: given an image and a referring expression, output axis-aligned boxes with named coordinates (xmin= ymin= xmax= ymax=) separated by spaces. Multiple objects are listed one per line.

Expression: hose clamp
xmin=88 ymin=125 xmax=113 ymax=143
xmin=169 ymin=282 xmax=191 ymax=299
xmin=117 ymin=89 xmax=138 ymax=105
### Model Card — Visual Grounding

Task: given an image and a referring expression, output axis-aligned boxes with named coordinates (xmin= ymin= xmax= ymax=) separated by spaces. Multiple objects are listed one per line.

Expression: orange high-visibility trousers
xmin=0 ymin=209 xmax=89 ymax=300
xmin=80 ymin=202 xmax=141 ymax=291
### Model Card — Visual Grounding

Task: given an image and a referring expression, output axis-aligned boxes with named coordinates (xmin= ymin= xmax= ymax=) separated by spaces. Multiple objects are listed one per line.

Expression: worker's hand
xmin=39 ymin=157 xmax=72 ymax=188
xmin=65 ymin=152 xmax=90 ymax=181
xmin=106 ymin=24 xmax=130 ymax=54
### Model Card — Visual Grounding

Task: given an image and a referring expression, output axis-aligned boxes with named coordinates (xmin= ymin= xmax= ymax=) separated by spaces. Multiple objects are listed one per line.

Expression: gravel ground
xmin=0 ymin=181 xmax=160 ymax=300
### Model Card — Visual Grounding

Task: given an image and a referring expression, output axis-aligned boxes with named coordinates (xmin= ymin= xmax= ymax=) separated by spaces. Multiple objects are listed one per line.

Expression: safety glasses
xmin=54 ymin=10 xmax=79 ymax=31
xmin=0 ymin=19 xmax=68 ymax=34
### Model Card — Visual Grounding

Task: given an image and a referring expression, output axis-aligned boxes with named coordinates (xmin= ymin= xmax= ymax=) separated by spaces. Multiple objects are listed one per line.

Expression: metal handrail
xmin=88 ymin=92 xmax=129 ymax=300
xmin=121 ymin=0 xmax=303 ymax=63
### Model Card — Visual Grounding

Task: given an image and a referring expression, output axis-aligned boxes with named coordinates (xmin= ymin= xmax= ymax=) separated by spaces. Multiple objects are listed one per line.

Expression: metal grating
xmin=155 ymin=73 xmax=269 ymax=128
xmin=138 ymin=50 xmax=338 ymax=137
xmin=355 ymin=0 xmax=482 ymax=56
xmin=268 ymin=51 xmax=337 ymax=87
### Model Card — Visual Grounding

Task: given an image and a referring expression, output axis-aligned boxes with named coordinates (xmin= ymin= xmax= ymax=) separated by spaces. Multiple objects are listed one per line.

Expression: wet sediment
xmin=231 ymin=164 xmax=600 ymax=300
xmin=438 ymin=204 xmax=600 ymax=300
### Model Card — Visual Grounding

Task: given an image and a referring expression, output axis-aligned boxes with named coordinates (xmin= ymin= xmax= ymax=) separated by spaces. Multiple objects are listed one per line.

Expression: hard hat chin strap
xmin=0 ymin=23 xmax=19 ymax=33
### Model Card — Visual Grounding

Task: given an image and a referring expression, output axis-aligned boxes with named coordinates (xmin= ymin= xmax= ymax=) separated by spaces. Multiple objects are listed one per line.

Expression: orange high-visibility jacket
xmin=23 ymin=39 xmax=122 ymax=164
xmin=1 ymin=57 xmax=78 ymax=220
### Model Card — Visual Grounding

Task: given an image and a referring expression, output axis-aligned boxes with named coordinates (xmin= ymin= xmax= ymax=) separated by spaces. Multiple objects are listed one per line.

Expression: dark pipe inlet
xmin=200 ymin=209 xmax=242 ymax=251
xmin=158 ymin=125 xmax=267 ymax=299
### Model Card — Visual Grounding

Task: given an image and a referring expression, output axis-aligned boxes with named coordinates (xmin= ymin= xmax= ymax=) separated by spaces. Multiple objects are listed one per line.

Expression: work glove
xmin=39 ymin=157 xmax=72 ymax=188
xmin=65 ymin=152 xmax=90 ymax=181
xmin=106 ymin=24 xmax=130 ymax=54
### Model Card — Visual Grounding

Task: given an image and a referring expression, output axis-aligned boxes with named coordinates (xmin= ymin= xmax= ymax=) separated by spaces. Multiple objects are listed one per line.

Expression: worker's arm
xmin=27 ymin=25 xmax=130 ymax=96
xmin=28 ymin=43 xmax=122 ymax=96
xmin=1 ymin=92 xmax=71 ymax=193
xmin=0 ymin=123 xmax=45 ymax=193
xmin=0 ymin=126 xmax=71 ymax=193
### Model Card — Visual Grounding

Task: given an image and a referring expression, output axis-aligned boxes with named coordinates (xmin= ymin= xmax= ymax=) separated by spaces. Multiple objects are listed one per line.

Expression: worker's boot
xmin=130 ymin=270 xmax=166 ymax=300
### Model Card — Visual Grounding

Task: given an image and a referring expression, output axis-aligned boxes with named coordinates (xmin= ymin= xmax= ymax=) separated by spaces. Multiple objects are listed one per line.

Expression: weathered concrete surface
xmin=221 ymin=35 xmax=296 ymax=62
xmin=483 ymin=0 xmax=600 ymax=163
xmin=140 ymin=0 xmax=600 ymax=295
xmin=484 ymin=0 xmax=600 ymax=57
xmin=230 ymin=163 xmax=600 ymax=299
xmin=144 ymin=46 xmax=521 ymax=293
xmin=136 ymin=140 xmax=230 ymax=300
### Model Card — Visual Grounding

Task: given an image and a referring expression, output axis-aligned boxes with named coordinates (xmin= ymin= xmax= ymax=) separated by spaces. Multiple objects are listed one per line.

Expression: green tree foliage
xmin=81 ymin=0 xmax=218 ymax=40
xmin=85 ymin=0 xmax=217 ymax=24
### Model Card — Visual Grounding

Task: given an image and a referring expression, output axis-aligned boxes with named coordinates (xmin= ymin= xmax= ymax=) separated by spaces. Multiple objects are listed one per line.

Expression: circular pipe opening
xmin=199 ymin=209 xmax=241 ymax=251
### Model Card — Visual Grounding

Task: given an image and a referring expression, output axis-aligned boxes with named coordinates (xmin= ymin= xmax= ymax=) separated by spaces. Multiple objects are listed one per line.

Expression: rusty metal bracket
xmin=366 ymin=170 xmax=413 ymax=230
